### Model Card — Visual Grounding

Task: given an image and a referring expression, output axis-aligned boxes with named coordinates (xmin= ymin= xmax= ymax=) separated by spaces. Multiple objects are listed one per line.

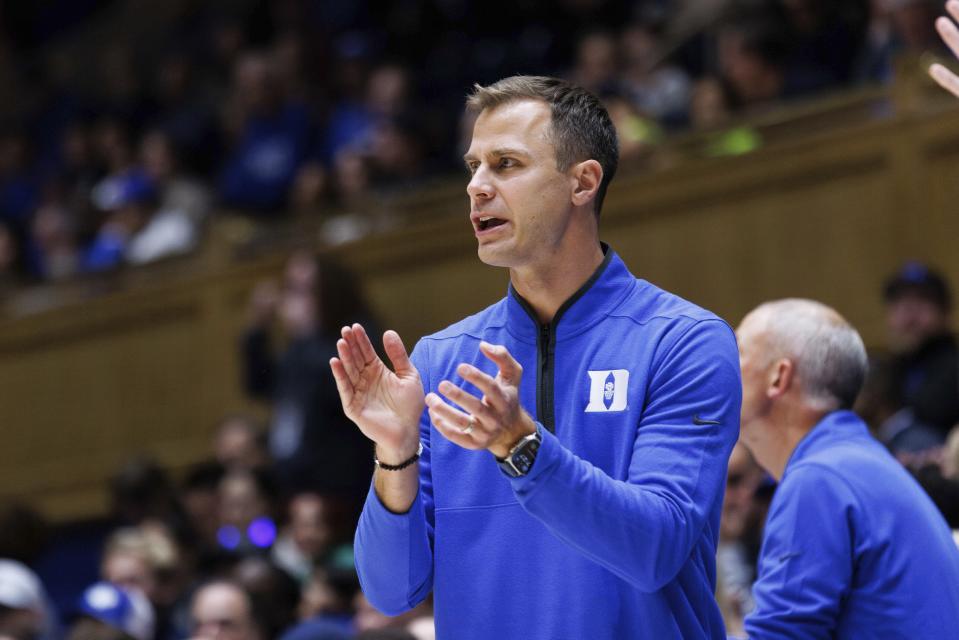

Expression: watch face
xmin=512 ymin=438 xmax=540 ymax=475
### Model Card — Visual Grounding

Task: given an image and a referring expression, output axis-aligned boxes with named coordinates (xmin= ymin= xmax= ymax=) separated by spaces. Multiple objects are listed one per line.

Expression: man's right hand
xmin=330 ymin=324 xmax=425 ymax=464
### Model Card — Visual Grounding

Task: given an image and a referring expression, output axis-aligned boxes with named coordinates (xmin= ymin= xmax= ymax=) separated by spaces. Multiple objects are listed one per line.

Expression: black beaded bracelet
xmin=374 ymin=442 xmax=423 ymax=471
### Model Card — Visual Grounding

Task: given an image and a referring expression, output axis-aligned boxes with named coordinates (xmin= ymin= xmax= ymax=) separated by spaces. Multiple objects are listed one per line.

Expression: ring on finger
xmin=461 ymin=415 xmax=476 ymax=436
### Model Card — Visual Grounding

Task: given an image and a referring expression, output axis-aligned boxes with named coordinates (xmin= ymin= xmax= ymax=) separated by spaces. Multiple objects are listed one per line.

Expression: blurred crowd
xmin=0 ymin=0 xmax=951 ymax=294
xmin=0 ymin=250 xmax=437 ymax=640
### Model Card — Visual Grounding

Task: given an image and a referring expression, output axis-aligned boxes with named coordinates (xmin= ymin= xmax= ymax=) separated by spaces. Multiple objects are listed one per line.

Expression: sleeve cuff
xmin=509 ymin=422 xmax=562 ymax=498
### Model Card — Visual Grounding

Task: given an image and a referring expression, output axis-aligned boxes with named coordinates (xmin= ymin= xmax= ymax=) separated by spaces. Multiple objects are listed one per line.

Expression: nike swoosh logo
xmin=692 ymin=414 xmax=721 ymax=425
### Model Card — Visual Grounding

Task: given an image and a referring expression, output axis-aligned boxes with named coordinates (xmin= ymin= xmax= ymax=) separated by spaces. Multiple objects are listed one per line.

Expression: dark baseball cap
xmin=883 ymin=261 xmax=952 ymax=310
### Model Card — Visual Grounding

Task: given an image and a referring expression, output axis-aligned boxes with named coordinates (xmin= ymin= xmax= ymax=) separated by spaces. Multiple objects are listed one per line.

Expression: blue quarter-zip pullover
xmin=746 ymin=410 xmax=959 ymax=638
xmin=355 ymin=248 xmax=742 ymax=639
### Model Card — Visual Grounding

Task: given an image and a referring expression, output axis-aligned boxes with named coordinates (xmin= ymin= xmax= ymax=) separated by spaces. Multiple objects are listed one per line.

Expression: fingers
xmin=455 ymin=362 xmax=508 ymax=410
xmin=329 ymin=357 xmax=355 ymax=409
xmin=479 ymin=341 xmax=523 ymax=385
xmin=383 ymin=330 xmax=415 ymax=375
xmin=336 ymin=336 xmax=361 ymax=384
xmin=348 ymin=323 xmax=378 ymax=365
xmin=426 ymin=393 xmax=484 ymax=449
xmin=930 ymin=63 xmax=959 ymax=98
xmin=949 ymin=0 xmax=959 ymax=24
xmin=438 ymin=379 xmax=490 ymax=419
xmin=938 ymin=14 xmax=959 ymax=61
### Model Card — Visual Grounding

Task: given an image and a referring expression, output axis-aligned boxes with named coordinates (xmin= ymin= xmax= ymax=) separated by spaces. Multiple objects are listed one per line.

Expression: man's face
xmin=290 ymin=495 xmax=331 ymax=558
xmin=102 ymin=551 xmax=156 ymax=601
xmin=736 ymin=312 xmax=772 ymax=449
xmin=191 ymin=584 xmax=257 ymax=640
xmin=885 ymin=292 xmax=948 ymax=354
xmin=464 ymin=100 xmax=577 ymax=269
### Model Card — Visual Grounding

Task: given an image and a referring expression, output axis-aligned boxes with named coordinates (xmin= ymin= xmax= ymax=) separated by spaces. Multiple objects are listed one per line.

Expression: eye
xmin=498 ymin=157 xmax=517 ymax=169
xmin=466 ymin=161 xmax=480 ymax=175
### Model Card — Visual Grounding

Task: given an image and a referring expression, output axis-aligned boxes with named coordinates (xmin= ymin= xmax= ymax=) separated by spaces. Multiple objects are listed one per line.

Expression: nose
xmin=467 ymin=165 xmax=494 ymax=202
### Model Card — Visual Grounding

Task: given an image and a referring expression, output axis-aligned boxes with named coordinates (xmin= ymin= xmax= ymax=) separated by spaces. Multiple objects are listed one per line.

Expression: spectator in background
xmin=859 ymin=0 xmax=941 ymax=83
xmin=101 ymin=528 xmax=175 ymax=606
xmin=323 ymin=63 xmax=412 ymax=166
xmin=0 ymin=131 xmax=40 ymax=229
xmin=100 ymin=526 xmax=188 ymax=640
xmin=68 ymin=582 xmax=154 ymax=640
xmin=351 ymin=593 xmax=432 ymax=640
xmin=0 ymin=559 xmax=57 ymax=640
xmin=84 ymin=169 xmax=197 ymax=270
xmin=271 ymin=493 xmax=334 ymax=583
xmin=147 ymin=52 xmax=221 ymax=176
xmin=190 ymin=581 xmax=265 ymax=640
xmin=715 ymin=443 xmax=766 ymax=636
xmin=737 ymin=298 xmax=959 ymax=637
xmin=241 ymin=251 xmax=375 ymax=510
xmin=218 ymin=52 xmax=312 ymax=213
xmin=619 ymin=18 xmax=692 ymax=125
xmin=217 ymin=470 xmax=278 ymax=555
xmin=231 ymin=557 xmax=300 ymax=638
xmin=212 ymin=415 xmax=269 ymax=473
xmin=180 ymin=462 xmax=226 ymax=560
xmin=139 ymin=130 xmax=211 ymax=228
xmin=861 ymin=263 xmax=959 ymax=455
xmin=780 ymin=0 xmax=869 ymax=93
xmin=717 ymin=8 xmax=791 ymax=109
xmin=30 ymin=202 xmax=80 ymax=281
xmin=568 ymin=31 xmax=620 ymax=96
xmin=108 ymin=457 xmax=184 ymax=531
xmin=288 ymin=564 xmax=358 ymax=637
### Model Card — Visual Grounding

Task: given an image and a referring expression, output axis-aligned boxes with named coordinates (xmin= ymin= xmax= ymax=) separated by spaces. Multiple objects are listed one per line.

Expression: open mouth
xmin=477 ymin=216 xmax=507 ymax=231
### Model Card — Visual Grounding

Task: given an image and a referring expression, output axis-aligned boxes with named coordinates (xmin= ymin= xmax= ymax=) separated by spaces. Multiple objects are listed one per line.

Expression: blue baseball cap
xmin=92 ymin=171 xmax=158 ymax=211
xmin=883 ymin=261 xmax=952 ymax=311
xmin=75 ymin=582 xmax=154 ymax=640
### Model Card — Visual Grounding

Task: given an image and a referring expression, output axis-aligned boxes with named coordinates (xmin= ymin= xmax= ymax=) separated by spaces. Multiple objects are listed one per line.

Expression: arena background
xmin=0 ymin=0 xmax=957 ymax=638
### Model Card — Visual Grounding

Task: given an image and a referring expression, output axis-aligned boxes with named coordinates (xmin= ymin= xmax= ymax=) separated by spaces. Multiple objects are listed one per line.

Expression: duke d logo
xmin=585 ymin=369 xmax=630 ymax=412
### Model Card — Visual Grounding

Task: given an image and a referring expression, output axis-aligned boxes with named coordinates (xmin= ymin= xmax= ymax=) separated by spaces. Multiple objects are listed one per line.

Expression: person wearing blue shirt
xmin=737 ymin=299 xmax=959 ymax=638
xmin=329 ymin=76 xmax=741 ymax=639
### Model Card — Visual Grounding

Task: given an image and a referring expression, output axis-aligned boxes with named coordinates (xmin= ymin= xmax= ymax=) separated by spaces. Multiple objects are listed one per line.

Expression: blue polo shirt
xmin=746 ymin=410 xmax=959 ymax=638
xmin=354 ymin=248 xmax=741 ymax=639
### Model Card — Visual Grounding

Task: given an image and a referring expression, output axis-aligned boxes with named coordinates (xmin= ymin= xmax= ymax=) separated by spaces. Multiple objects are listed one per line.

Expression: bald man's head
xmin=738 ymin=299 xmax=867 ymax=412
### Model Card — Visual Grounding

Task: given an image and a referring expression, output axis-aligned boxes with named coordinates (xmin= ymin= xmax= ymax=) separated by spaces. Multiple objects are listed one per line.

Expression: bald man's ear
xmin=766 ymin=358 xmax=795 ymax=400
xmin=570 ymin=159 xmax=603 ymax=209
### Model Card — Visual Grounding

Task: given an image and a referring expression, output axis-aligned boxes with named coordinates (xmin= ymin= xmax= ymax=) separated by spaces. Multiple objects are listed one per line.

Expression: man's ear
xmin=570 ymin=159 xmax=603 ymax=208
xmin=766 ymin=358 xmax=795 ymax=400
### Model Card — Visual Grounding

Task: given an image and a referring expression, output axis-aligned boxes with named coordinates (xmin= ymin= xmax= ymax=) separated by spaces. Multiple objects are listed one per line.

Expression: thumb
xmin=383 ymin=330 xmax=415 ymax=375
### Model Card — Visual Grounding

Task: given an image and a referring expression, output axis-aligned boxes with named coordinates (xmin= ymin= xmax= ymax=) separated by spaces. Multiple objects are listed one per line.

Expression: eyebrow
xmin=463 ymin=147 xmax=530 ymax=164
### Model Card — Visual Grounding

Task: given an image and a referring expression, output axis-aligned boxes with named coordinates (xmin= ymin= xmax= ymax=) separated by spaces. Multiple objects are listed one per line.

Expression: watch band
xmin=496 ymin=430 xmax=542 ymax=478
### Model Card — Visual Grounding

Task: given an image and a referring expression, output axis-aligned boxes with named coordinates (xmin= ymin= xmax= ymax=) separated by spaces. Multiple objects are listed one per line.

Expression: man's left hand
xmin=426 ymin=341 xmax=537 ymax=458
xmin=932 ymin=1 xmax=959 ymax=97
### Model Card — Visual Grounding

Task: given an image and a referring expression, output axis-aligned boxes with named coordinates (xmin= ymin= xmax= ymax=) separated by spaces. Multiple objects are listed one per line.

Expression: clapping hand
xmin=931 ymin=1 xmax=959 ymax=97
xmin=330 ymin=324 xmax=425 ymax=463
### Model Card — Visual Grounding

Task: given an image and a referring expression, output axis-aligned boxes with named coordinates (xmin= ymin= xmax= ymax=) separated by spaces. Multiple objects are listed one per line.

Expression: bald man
xmin=736 ymin=299 xmax=959 ymax=638
xmin=190 ymin=581 xmax=263 ymax=640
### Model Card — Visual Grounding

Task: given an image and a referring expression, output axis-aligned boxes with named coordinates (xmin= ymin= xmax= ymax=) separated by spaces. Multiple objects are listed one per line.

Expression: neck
xmin=510 ymin=239 xmax=604 ymax=324
xmin=757 ymin=402 xmax=831 ymax=480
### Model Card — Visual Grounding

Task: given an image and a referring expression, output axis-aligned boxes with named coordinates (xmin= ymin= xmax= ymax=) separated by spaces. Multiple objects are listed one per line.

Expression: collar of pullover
xmin=784 ymin=410 xmax=869 ymax=477
xmin=506 ymin=244 xmax=634 ymax=343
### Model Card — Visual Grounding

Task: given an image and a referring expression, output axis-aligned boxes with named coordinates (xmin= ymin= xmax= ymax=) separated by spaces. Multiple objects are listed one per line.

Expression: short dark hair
xmin=466 ymin=75 xmax=619 ymax=217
